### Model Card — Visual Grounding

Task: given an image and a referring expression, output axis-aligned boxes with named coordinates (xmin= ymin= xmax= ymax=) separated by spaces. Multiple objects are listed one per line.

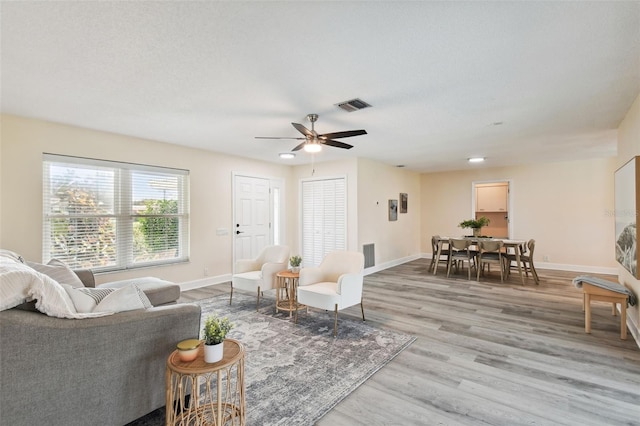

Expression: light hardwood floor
xmin=179 ymin=259 xmax=640 ymax=426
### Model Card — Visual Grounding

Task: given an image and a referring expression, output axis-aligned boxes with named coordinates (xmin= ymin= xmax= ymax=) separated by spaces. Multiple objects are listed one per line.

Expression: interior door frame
xmin=232 ymin=172 xmax=286 ymax=263
xmin=471 ymin=179 xmax=513 ymax=238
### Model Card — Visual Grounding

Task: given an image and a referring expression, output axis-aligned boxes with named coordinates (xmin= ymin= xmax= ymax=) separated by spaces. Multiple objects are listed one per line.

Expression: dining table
xmin=432 ymin=236 xmax=529 ymax=285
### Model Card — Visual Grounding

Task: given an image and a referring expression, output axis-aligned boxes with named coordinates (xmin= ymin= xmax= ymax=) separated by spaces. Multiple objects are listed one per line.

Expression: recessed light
xmin=279 ymin=153 xmax=295 ymax=159
xmin=468 ymin=157 xmax=485 ymax=163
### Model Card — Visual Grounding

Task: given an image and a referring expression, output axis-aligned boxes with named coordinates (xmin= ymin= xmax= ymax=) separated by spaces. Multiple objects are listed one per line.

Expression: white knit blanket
xmin=1 ymin=259 xmax=112 ymax=318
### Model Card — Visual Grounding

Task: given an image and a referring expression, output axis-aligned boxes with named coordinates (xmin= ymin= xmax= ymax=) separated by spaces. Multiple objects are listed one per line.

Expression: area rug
xmin=128 ymin=293 xmax=415 ymax=426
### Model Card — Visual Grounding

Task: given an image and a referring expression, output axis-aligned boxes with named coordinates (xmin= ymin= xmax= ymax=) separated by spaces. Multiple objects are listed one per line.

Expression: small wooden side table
xmin=582 ymin=283 xmax=628 ymax=340
xmin=166 ymin=338 xmax=245 ymax=425
xmin=275 ymin=270 xmax=306 ymax=317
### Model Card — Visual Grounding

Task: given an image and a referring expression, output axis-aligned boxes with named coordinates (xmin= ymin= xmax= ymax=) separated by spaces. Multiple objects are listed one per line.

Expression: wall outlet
xmin=204 ymin=267 xmax=209 ymax=276
xmin=543 ymin=255 xmax=549 ymax=262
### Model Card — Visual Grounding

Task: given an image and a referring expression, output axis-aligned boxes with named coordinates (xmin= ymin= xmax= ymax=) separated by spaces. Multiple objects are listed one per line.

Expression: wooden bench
xmin=582 ymin=283 xmax=628 ymax=340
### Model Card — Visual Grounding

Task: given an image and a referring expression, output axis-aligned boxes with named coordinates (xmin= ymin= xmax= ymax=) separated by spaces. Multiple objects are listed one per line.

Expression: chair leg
xmin=229 ymin=283 xmax=233 ymax=305
xmin=530 ymin=262 xmax=540 ymax=284
xmin=360 ymin=299 xmax=366 ymax=322
xmin=256 ymin=286 xmax=261 ymax=312
xmin=334 ymin=304 xmax=339 ymax=337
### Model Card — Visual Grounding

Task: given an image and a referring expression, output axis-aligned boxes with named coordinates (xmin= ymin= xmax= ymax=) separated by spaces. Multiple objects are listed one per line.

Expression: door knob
xmin=236 ymin=230 xmax=244 ymax=235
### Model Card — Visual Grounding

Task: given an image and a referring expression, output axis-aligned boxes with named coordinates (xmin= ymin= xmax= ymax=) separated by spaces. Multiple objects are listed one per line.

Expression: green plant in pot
xmin=459 ymin=216 xmax=490 ymax=237
xmin=289 ymin=255 xmax=302 ymax=272
xmin=201 ymin=314 xmax=233 ymax=363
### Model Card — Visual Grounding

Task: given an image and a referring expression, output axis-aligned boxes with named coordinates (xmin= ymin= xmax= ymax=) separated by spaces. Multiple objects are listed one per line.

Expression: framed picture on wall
xmin=400 ymin=193 xmax=408 ymax=213
xmin=614 ymin=156 xmax=639 ymax=279
xmin=389 ymin=199 xmax=398 ymax=221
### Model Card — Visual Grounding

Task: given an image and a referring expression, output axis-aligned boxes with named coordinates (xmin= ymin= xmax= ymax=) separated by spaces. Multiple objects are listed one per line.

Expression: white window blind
xmin=301 ymin=177 xmax=346 ymax=267
xmin=42 ymin=154 xmax=190 ymax=271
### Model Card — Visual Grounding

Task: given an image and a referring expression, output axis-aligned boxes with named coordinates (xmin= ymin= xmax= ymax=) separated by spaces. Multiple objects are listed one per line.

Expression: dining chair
xmin=230 ymin=245 xmax=290 ymax=311
xmin=446 ymin=238 xmax=476 ymax=280
xmin=505 ymin=239 xmax=539 ymax=284
xmin=476 ymin=239 xmax=504 ymax=282
xmin=430 ymin=235 xmax=449 ymax=274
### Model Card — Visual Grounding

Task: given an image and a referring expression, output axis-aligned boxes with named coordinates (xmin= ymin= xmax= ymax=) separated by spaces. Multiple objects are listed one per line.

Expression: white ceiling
xmin=2 ymin=1 xmax=639 ymax=172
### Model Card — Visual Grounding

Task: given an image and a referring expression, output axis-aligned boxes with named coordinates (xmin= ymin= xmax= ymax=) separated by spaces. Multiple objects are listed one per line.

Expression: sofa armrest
xmin=73 ymin=268 xmax=96 ymax=287
xmin=0 ymin=303 xmax=201 ymax=425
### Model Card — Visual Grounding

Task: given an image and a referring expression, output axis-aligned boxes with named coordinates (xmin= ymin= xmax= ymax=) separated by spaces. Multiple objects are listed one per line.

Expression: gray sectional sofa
xmin=0 ymin=267 xmax=201 ymax=426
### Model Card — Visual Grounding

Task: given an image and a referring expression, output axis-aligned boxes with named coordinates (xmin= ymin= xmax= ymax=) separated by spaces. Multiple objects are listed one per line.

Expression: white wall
xmin=420 ymin=157 xmax=618 ymax=271
xmin=0 ymin=114 xmax=292 ymax=285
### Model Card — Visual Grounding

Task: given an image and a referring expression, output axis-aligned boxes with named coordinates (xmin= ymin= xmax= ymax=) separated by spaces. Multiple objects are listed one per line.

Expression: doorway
xmin=233 ymin=174 xmax=284 ymax=262
xmin=472 ymin=180 xmax=510 ymax=238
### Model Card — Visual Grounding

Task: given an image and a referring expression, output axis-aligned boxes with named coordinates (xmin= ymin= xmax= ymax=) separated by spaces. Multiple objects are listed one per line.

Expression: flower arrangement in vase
xmin=459 ymin=216 xmax=490 ymax=237
xmin=201 ymin=314 xmax=233 ymax=363
xmin=289 ymin=255 xmax=302 ymax=273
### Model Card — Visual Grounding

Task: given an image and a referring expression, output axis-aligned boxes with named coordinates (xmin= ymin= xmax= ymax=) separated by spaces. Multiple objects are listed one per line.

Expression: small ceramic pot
xmin=204 ymin=341 xmax=224 ymax=363
xmin=176 ymin=339 xmax=200 ymax=362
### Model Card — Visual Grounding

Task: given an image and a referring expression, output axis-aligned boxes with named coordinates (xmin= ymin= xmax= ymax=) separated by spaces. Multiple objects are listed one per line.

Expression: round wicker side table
xmin=165 ymin=338 xmax=245 ymax=426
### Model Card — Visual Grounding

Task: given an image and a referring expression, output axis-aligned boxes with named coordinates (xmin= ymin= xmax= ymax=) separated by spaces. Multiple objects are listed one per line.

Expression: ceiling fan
xmin=256 ymin=114 xmax=367 ymax=153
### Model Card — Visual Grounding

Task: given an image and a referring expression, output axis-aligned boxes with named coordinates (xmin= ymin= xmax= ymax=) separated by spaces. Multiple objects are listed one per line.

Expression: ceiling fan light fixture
xmin=279 ymin=152 xmax=295 ymax=159
xmin=304 ymin=143 xmax=322 ymax=153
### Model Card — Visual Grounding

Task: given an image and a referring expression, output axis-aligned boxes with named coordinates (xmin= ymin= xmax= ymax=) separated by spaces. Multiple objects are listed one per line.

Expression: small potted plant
xmin=289 ymin=255 xmax=302 ymax=273
xmin=459 ymin=216 xmax=490 ymax=237
xmin=201 ymin=314 xmax=233 ymax=363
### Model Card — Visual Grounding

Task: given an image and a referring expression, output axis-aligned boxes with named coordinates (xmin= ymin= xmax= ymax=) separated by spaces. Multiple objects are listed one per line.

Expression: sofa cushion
xmin=27 ymin=259 xmax=84 ymax=288
xmin=99 ymin=277 xmax=180 ymax=306
xmin=61 ymin=285 xmax=115 ymax=313
xmin=93 ymin=285 xmax=152 ymax=313
xmin=62 ymin=284 xmax=152 ymax=313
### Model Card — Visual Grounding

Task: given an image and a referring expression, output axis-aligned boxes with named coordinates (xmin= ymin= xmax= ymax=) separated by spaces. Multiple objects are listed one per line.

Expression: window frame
xmin=42 ymin=153 xmax=190 ymax=272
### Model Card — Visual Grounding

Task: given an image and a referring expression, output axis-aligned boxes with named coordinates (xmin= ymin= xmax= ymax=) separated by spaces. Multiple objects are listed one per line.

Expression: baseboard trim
xmin=180 ymin=274 xmax=231 ymax=291
xmin=421 ymin=253 xmax=617 ymax=275
xmin=364 ymin=254 xmax=422 ymax=275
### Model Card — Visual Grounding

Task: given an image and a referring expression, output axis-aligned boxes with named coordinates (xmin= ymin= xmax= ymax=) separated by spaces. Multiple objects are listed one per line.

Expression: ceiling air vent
xmin=335 ymin=98 xmax=371 ymax=112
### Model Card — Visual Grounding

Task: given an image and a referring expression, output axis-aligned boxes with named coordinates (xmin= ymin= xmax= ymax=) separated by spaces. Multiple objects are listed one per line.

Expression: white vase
xmin=203 ymin=342 xmax=224 ymax=363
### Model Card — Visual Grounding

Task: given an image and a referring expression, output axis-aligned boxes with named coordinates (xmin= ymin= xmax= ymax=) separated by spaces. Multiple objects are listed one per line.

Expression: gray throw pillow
xmin=27 ymin=259 xmax=84 ymax=288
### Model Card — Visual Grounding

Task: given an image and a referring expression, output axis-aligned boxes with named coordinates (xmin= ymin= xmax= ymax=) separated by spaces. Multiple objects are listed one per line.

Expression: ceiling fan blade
xmin=255 ymin=136 xmax=305 ymax=140
xmin=292 ymin=122 xmax=313 ymax=137
xmin=319 ymin=129 xmax=367 ymax=139
xmin=292 ymin=142 xmax=307 ymax=151
xmin=322 ymin=139 xmax=354 ymax=149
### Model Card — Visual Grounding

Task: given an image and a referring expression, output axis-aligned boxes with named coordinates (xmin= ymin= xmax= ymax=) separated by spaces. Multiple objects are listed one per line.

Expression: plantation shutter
xmin=301 ymin=177 xmax=346 ymax=267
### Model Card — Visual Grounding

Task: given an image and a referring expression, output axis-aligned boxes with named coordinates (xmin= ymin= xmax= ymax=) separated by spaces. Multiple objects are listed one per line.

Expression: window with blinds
xmin=42 ymin=154 xmax=189 ymax=271
xmin=301 ymin=177 xmax=346 ymax=267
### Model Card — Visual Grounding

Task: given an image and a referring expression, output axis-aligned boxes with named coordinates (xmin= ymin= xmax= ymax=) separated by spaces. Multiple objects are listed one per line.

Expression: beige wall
xmin=0 ymin=114 xmax=291 ymax=285
xmin=420 ymin=157 xmax=617 ymax=270
xmin=357 ymin=158 xmax=421 ymax=267
xmin=617 ymin=93 xmax=640 ymax=331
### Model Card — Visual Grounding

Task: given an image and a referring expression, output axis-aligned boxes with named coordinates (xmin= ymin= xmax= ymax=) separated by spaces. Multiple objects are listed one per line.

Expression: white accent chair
xmin=230 ymin=245 xmax=289 ymax=311
xmin=295 ymin=251 xmax=365 ymax=337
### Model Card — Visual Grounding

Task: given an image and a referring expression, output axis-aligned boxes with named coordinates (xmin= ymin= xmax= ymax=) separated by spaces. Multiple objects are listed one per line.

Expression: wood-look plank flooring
xmin=179 ymin=260 xmax=640 ymax=426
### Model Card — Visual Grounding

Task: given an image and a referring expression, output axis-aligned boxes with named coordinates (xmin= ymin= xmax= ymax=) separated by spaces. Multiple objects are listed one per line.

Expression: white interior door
xmin=234 ymin=175 xmax=271 ymax=261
